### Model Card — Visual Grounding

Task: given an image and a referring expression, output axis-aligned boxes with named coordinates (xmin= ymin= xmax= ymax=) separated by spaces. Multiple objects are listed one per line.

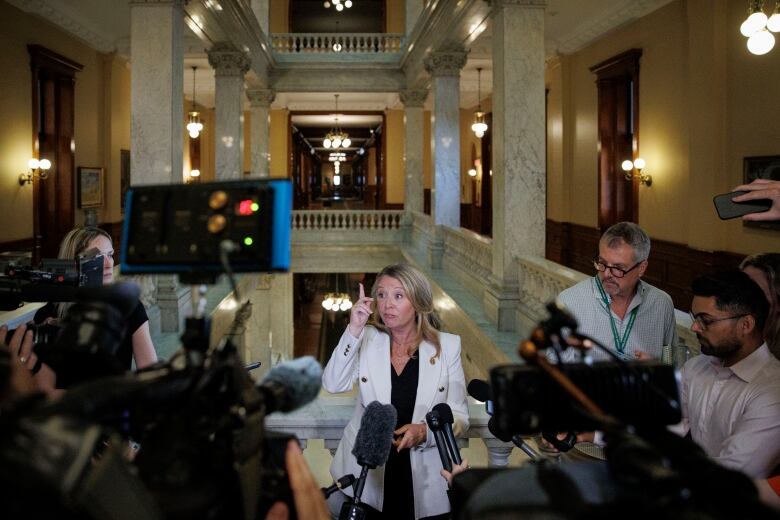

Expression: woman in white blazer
xmin=322 ymin=264 xmax=469 ymax=520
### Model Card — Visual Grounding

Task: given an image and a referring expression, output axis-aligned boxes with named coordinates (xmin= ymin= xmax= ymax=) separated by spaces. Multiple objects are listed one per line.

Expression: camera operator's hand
xmin=393 ymin=423 xmax=427 ymax=451
xmin=265 ymin=440 xmax=329 ymax=520
xmin=0 ymin=325 xmax=36 ymax=400
xmin=440 ymin=458 xmax=469 ymax=488
xmin=0 ymin=324 xmax=57 ymax=397
xmin=732 ymin=179 xmax=780 ymax=222
xmin=348 ymin=283 xmax=374 ymax=338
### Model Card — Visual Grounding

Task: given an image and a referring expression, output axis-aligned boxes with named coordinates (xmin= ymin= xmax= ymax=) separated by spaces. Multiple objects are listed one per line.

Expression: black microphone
xmin=433 ymin=403 xmax=462 ymax=466
xmin=258 ymin=356 xmax=323 ymax=413
xmin=322 ymin=474 xmax=355 ymax=498
xmin=467 ymin=378 xmax=494 ymax=415
xmin=425 ymin=408 xmax=453 ymax=472
xmin=340 ymin=401 xmax=396 ymax=520
xmin=487 ymin=416 xmax=543 ymax=462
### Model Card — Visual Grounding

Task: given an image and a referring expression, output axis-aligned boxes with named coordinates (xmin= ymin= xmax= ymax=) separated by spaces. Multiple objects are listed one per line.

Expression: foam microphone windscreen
xmin=352 ymin=401 xmax=397 ymax=468
xmin=260 ymin=356 xmax=323 ymax=412
xmin=467 ymin=379 xmax=492 ymax=402
xmin=433 ymin=402 xmax=454 ymax=424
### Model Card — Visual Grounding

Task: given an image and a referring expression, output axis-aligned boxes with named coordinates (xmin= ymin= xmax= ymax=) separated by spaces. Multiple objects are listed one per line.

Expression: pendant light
xmin=186 ymin=66 xmax=204 ymax=139
xmin=471 ymin=67 xmax=488 ymax=139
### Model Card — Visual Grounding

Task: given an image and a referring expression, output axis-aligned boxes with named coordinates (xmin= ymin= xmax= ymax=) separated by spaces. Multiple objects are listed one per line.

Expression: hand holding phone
xmin=729 ymin=179 xmax=780 ymax=222
xmin=713 ymin=190 xmax=771 ymax=220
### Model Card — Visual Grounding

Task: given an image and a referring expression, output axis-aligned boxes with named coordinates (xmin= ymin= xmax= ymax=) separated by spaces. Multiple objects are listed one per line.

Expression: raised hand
xmin=732 ymin=179 xmax=780 ymax=222
xmin=348 ymin=282 xmax=374 ymax=338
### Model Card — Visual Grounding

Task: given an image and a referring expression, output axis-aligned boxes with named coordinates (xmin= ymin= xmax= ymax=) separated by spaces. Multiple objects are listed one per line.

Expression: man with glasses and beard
xmin=557 ymin=222 xmax=678 ymax=363
xmin=682 ymin=269 xmax=780 ymax=478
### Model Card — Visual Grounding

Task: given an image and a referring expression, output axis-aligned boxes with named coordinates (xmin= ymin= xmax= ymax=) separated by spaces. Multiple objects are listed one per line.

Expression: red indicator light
xmin=238 ymin=199 xmax=254 ymax=216
xmin=58 ymin=275 xmax=65 ymax=282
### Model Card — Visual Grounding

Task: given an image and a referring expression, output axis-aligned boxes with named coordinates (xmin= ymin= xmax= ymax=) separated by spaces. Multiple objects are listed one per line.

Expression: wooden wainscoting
xmin=546 ymin=219 xmax=746 ymax=311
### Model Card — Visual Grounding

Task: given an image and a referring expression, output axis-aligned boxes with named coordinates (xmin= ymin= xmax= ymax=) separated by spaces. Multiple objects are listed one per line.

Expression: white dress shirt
xmin=680 ymin=343 xmax=780 ymax=478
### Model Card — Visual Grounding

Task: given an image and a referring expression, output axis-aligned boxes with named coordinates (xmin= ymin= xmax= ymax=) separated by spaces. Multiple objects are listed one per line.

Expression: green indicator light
xmin=251 ymin=202 xmax=260 ymax=212
xmin=244 ymin=237 xmax=254 ymax=246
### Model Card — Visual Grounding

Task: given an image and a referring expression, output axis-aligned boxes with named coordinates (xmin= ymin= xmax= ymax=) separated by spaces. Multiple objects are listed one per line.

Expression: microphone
xmin=425 ymin=408 xmax=452 ymax=472
xmin=487 ymin=416 xmax=543 ymax=462
xmin=258 ymin=356 xmax=323 ymax=413
xmin=432 ymin=403 xmax=462 ymax=466
xmin=467 ymin=378 xmax=494 ymax=415
xmin=322 ymin=474 xmax=355 ymax=498
xmin=341 ymin=401 xmax=396 ymax=520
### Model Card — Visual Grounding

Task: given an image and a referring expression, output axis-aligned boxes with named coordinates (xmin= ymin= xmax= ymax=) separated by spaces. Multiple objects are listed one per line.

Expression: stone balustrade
xmin=271 ymin=33 xmax=404 ymax=55
xmin=291 ymin=210 xmax=409 ymax=247
xmin=265 ymin=395 xmax=517 ymax=467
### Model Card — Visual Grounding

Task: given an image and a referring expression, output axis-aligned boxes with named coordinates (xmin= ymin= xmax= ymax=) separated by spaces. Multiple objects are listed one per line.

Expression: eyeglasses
xmin=592 ymin=258 xmax=643 ymax=279
xmin=688 ymin=312 xmax=747 ymax=331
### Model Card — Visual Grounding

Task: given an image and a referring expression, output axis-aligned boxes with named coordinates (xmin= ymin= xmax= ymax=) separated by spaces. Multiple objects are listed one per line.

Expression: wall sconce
xmin=621 ymin=157 xmax=652 ymax=186
xmin=467 ymin=168 xmax=477 ymax=177
xmin=19 ymin=158 xmax=51 ymax=186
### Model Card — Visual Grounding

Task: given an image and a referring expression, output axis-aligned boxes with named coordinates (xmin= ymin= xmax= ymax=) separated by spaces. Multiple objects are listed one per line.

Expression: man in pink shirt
xmin=682 ymin=269 xmax=780 ymax=478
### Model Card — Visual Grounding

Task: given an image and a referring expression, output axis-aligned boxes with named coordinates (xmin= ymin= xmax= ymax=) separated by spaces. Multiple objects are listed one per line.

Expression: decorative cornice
xmin=208 ymin=42 xmax=251 ymax=77
xmin=6 ymin=0 xmax=117 ymax=53
xmin=399 ymin=89 xmax=428 ymax=107
xmin=554 ymin=0 xmax=674 ymax=55
xmin=424 ymin=47 xmax=467 ymax=77
xmin=246 ymin=88 xmax=276 ymax=107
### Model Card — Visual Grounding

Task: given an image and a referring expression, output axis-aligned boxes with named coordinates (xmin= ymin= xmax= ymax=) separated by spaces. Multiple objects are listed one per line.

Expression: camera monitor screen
xmin=490 ymin=361 xmax=681 ymax=436
xmin=120 ymin=179 xmax=291 ymax=275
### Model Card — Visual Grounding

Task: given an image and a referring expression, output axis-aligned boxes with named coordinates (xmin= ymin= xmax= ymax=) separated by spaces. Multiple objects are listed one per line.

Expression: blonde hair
xmin=55 ymin=227 xmax=113 ymax=318
xmin=370 ymin=263 xmax=442 ymax=358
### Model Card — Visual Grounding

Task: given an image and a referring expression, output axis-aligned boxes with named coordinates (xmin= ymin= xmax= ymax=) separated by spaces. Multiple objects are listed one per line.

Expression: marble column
xmin=208 ymin=42 xmax=251 ymax=180
xmin=484 ymin=0 xmax=546 ymax=331
xmin=251 ymin=0 xmax=270 ymax=36
xmin=130 ymin=0 xmax=189 ymax=335
xmin=130 ymin=0 xmax=184 ymax=185
xmin=246 ymin=89 xmax=275 ymax=178
xmin=399 ymin=89 xmax=427 ymax=214
xmin=406 ymin=0 xmax=423 ymax=35
xmin=424 ymin=46 xmax=467 ymax=231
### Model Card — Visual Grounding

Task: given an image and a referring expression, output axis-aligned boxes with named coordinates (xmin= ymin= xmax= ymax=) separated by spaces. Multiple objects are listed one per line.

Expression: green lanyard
xmin=595 ymin=277 xmax=639 ymax=355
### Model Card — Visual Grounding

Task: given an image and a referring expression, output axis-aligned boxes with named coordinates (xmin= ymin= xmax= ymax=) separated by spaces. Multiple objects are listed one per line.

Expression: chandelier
xmin=324 ymin=0 xmax=353 ymax=11
xmin=740 ymin=0 xmax=780 ymax=55
xmin=471 ymin=67 xmax=488 ymax=138
xmin=323 ymin=94 xmax=352 ymax=149
xmin=321 ymin=274 xmax=352 ymax=312
xmin=186 ymin=66 xmax=204 ymax=139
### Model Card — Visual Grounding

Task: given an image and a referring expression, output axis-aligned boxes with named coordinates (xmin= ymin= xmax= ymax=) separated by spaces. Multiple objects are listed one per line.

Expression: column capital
xmin=208 ymin=42 xmax=251 ymax=76
xmin=424 ymin=47 xmax=467 ymax=77
xmin=399 ymin=89 xmax=428 ymax=107
xmin=247 ymin=88 xmax=275 ymax=107
xmin=488 ymin=0 xmax=547 ymax=7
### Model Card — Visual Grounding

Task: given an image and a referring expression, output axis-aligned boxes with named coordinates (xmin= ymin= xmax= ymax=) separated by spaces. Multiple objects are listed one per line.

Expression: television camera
xmin=0 ymin=179 xmax=321 ymax=520
xmin=451 ymin=302 xmax=777 ymax=520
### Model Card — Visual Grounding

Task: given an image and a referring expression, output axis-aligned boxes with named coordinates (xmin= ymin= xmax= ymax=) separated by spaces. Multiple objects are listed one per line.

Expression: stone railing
xmin=292 ymin=210 xmax=405 ymax=231
xmin=265 ymin=395 xmax=518 ymax=468
xmin=440 ymin=226 xmax=493 ymax=301
xmin=271 ymin=33 xmax=404 ymax=54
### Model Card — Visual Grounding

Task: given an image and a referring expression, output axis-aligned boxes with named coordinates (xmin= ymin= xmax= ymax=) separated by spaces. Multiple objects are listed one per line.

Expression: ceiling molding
xmin=553 ymin=0 xmax=675 ymax=55
xmin=7 ymin=0 xmax=117 ymax=53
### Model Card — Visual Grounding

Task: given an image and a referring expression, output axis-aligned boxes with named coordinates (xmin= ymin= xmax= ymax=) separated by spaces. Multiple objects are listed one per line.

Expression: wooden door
xmin=29 ymin=45 xmax=82 ymax=263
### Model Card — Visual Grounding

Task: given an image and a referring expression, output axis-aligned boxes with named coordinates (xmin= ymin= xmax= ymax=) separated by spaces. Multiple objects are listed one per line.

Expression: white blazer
xmin=322 ymin=326 xmax=469 ymax=519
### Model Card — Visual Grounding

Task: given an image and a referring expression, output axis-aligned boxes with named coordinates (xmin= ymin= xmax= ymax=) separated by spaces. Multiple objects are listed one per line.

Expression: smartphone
xmin=713 ymin=190 xmax=771 ymax=220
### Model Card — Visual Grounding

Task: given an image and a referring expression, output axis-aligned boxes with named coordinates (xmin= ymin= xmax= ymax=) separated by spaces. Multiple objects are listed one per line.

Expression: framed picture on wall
xmin=77 ymin=166 xmax=104 ymax=209
xmin=743 ymin=155 xmax=780 ymax=230
xmin=120 ymin=149 xmax=130 ymax=212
